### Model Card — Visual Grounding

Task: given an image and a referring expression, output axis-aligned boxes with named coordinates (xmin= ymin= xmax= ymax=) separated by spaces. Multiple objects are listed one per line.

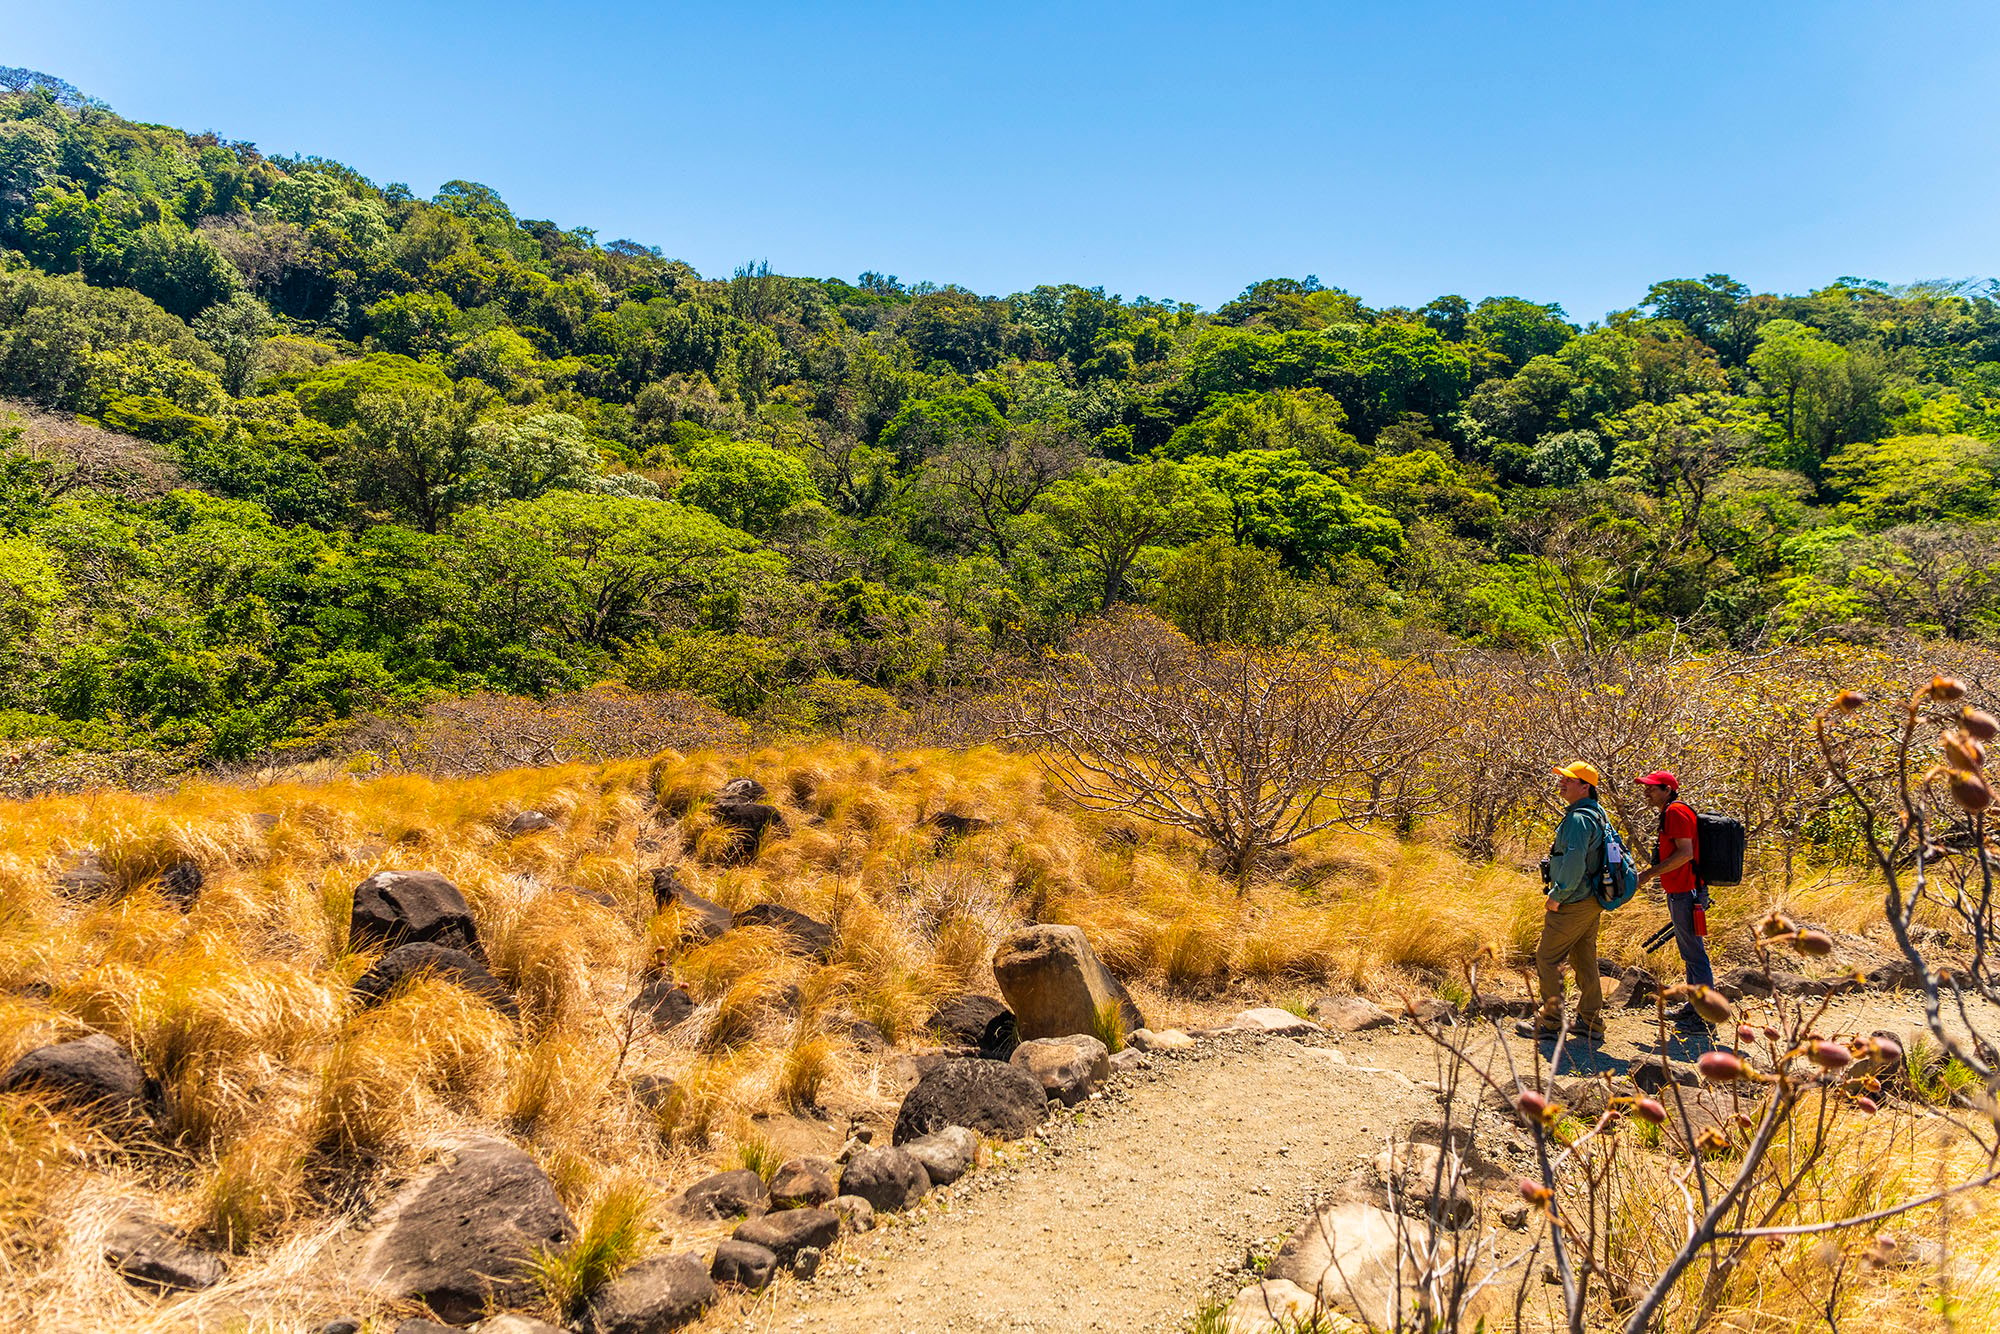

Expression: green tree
xmin=1032 ymin=457 xmax=1224 ymax=610
xmin=674 ymin=436 xmax=821 ymax=535
xmin=1188 ymin=449 xmax=1404 ymax=570
xmin=338 ymin=384 xmax=485 ymax=532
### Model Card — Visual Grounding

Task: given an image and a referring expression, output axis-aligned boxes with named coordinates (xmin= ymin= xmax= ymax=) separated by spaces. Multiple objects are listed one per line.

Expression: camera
xmin=1539 ymin=857 xmax=1551 ymax=886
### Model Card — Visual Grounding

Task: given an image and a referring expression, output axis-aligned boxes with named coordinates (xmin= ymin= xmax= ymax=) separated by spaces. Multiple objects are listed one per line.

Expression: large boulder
xmin=990 ymin=924 xmax=1143 ymax=1041
xmin=349 ymin=871 xmax=480 ymax=955
xmin=903 ymin=1126 xmax=978 ymax=1186
xmin=352 ymin=942 xmax=517 ymax=1018
xmin=769 ymin=1157 xmax=836 ymax=1209
xmin=105 ymin=1215 xmax=226 ymax=1293
xmin=1010 ymin=1035 xmax=1110 ymax=1107
xmin=892 ymin=1057 xmax=1049 ymax=1144
xmin=732 ymin=1208 xmax=839 ymax=1267
xmin=838 ymin=1145 xmax=930 ymax=1213
xmin=1266 ymin=1201 xmax=1411 ymax=1325
xmin=710 ymin=781 xmax=785 ymax=864
xmin=0 ymin=1034 xmax=147 ymax=1123
xmin=1228 ymin=1008 xmax=1324 ymax=1036
xmin=628 ymin=975 xmax=695 ymax=1031
xmin=673 ymin=1169 xmax=768 ymax=1221
xmin=649 ymin=867 xmax=731 ymax=943
xmin=926 ymin=995 xmax=1010 ymax=1047
xmin=732 ymin=904 xmax=834 ymax=959
xmin=1222 ymin=1279 xmax=1324 ymax=1334
xmin=582 ymin=1253 xmax=715 ymax=1333
xmin=358 ymin=1137 xmax=574 ymax=1323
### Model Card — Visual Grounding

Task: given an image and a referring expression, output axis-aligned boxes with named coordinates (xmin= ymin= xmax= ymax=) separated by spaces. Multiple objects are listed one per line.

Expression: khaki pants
xmin=1535 ymin=897 xmax=1603 ymax=1032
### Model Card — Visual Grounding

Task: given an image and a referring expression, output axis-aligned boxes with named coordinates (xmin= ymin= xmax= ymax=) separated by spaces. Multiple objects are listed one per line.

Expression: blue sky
xmin=8 ymin=1 xmax=1997 ymax=319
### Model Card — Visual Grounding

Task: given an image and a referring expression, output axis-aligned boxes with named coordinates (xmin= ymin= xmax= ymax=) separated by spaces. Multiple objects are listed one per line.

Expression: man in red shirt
xmin=1634 ymin=770 xmax=1715 ymax=1030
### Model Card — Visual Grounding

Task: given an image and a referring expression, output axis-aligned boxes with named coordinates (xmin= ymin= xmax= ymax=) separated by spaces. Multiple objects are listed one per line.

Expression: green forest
xmin=1 ymin=68 xmax=1997 ymax=772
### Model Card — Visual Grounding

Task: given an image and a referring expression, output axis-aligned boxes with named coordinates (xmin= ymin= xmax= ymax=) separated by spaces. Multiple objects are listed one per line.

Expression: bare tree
xmin=1005 ymin=613 xmax=1433 ymax=881
xmin=0 ymin=398 xmax=181 ymax=500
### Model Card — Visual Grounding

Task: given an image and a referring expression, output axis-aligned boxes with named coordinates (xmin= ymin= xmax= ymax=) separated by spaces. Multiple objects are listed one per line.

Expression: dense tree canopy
xmin=1 ymin=75 xmax=1996 ymax=768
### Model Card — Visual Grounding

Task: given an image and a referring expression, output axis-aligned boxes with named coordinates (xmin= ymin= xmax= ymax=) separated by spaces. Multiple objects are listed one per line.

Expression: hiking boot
xmin=1666 ymin=1003 xmax=1712 ymax=1032
xmin=1515 ymin=1018 xmax=1564 ymax=1042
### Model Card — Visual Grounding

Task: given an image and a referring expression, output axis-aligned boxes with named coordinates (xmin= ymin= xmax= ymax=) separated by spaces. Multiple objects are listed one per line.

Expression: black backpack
xmin=1691 ymin=809 xmax=1745 ymax=886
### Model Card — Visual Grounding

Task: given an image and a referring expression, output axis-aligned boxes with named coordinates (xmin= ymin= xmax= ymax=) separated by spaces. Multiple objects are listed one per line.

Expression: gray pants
xmin=1668 ymin=892 xmax=1714 ymax=987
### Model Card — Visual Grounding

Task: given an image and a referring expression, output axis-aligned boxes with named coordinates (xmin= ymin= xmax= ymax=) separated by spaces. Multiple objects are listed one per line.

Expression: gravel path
xmin=730 ymin=1031 xmax=1440 ymax=1334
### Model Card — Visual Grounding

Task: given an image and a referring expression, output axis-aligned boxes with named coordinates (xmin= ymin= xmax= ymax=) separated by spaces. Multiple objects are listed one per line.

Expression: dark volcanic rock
xmin=732 ymin=903 xmax=833 ymax=958
xmin=904 ymin=1126 xmax=978 ymax=1186
xmin=349 ymin=870 xmax=480 ymax=955
xmin=710 ymin=781 xmax=785 ymax=864
xmin=770 ymin=1156 xmax=836 ymax=1209
xmin=629 ymin=1072 xmax=677 ymax=1112
xmin=358 ymin=1136 xmax=574 ymax=1323
xmin=926 ymin=811 xmax=990 ymax=841
xmin=352 ymin=942 xmax=517 ymax=1018
xmin=1609 ymin=964 xmax=1659 ymax=1009
xmin=158 ymin=859 xmax=204 ymax=908
xmin=732 ymin=1208 xmax=840 ymax=1267
xmin=710 ymin=1239 xmax=778 ymax=1291
xmin=0 ymin=1034 xmax=147 ymax=1122
xmin=105 ymin=1215 xmax=226 ymax=1292
xmin=674 ymin=1169 xmax=768 ymax=1221
xmin=926 ymin=995 xmax=1009 ymax=1046
xmin=583 ymin=1253 xmax=716 ymax=1333
xmin=504 ymin=810 xmax=559 ymax=836
xmin=650 ymin=867 xmax=730 ymax=943
xmin=839 ymin=1145 xmax=930 ymax=1213
xmin=717 ymin=777 xmax=767 ymax=805
xmin=892 ymin=1057 xmax=1049 ymax=1144
xmin=55 ymin=852 xmax=118 ymax=900
xmin=628 ymin=974 xmax=695 ymax=1030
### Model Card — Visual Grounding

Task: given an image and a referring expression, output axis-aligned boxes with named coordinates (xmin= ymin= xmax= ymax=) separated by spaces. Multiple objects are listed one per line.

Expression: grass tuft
xmin=529 ymin=1177 xmax=654 ymax=1316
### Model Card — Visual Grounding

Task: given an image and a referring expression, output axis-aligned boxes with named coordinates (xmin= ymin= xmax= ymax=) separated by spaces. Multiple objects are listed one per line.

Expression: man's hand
xmin=1636 ymin=866 xmax=1658 ymax=887
xmin=1546 ymin=896 xmax=1560 ymax=912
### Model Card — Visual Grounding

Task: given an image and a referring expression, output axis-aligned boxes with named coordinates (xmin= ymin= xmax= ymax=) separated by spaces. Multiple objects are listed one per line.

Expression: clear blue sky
xmin=9 ymin=0 xmax=1997 ymax=319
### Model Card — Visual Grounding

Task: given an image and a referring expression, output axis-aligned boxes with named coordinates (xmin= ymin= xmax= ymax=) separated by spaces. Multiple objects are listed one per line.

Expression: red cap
xmin=1636 ymin=770 xmax=1679 ymax=788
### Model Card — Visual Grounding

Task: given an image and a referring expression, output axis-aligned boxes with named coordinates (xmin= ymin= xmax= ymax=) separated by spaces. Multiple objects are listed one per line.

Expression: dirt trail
xmin=731 ymin=1030 xmax=1444 ymax=1334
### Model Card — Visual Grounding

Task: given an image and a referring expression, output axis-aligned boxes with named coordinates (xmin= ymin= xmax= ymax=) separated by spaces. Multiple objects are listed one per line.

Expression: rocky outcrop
xmin=710 ymin=1238 xmax=779 ymax=1291
xmin=892 ymin=1057 xmax=1049 ymax=1144
xmin=839 ymin=1145 xmax=931 ymax=1213
xmin=650 ymin=868 xmax=730 ymax=943
xmin=1266 ymin=1201 xmax=1409 ymax=1325
xmin=352 ymin=942 xmax=517 ymax=1018
xmin=1010 ymin=1035 xmax=1110 ymax=1106
xmin=673 ymin=1169 xmax=768 ymax=1221
xmin=357 ymin=1137 xmax=574 ymax=1323
xmin=1 ymin=1034 xmax=147 ymax=1123
xmin=582 ymin=1253 xmax=716 ymax=1333
xmin=710 ymin=779 xmax=785 ymax=863
xmin=349 ymin=871 xmax=480 ymax=955
xmin=990 ymin=924 xmax=1144 ymax=1041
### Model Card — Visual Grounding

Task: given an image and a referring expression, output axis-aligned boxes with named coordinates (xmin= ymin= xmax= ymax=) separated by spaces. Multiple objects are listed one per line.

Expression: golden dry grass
xmin=0 ymin=737 xmax=1984 ymax=1331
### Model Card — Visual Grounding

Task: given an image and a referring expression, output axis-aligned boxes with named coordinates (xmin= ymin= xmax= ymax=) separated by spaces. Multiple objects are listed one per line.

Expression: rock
xmin=1228 ymin=1008 xmax=1324 ymax=1035
xmin=841 ymin=1018 xmax=891 ymax=1053
xmin=1719 ymin=965 xmax=1829 ymax=999
xmin=1609 ymin=964 xmax=1659 ymax=1009
xmin=628 ymin=974 xmax=695 ymax=1030
xmin=710 ymin=1239 xmax=778 ymax=1291
xmin=1266 ymin=1201 xmax=1413 ymax=1325
xmin=349 ymin=870 xmax=480 ymax=955
xmin=650 ymin=868 xmax=730 ymax=943
xmin=104 ymin=1215 xmax=226 ymax=1292
xmin=1108 ymin=1048 xmax=1147 ymax=1074
xmin=926 ymin=995 xmax=1010 ymax=1047
xmin=732 ymin=903 xmax=833 ymax=959
xmin=769 ymin=1157 xmax=836 ymax=1208
xmin=991 ymin=924 xmax=1145 ymax=1042
xmin=1500 ymin=1202 xmax=1530 ymax=1230
xmin=790 ymin=1245 xmax=823 ymax=1280
xmin=926 ymin=811 xmax=990 ymax=841
xmin=1309 ymin=996 xmax=1395 ymax=1032
xmin=629 ymin=1072 xmax=676 ymax=1112
xmin=830 ymin=1195 xmax=875 ymax=1233
xmin=0 ymin=1034 xmax=147 ymax=1122
xmin=478 ymin=1319 xmax=570 ymax=1334
xmin=1863 ymin=956 xmax=1920 ymax=990
xmin=674 ymin=1169 xmax=768 ymax=1221
xmin=358 ymin=1136 xmax=574 ymax=1323
xmin=903 ymin=1126 xmax=978 ymax=1186
xmin=320 ymin=1322 xmax=361 ymax=1334
xmin=1466 ymin=993 xmax=1538 ymax=1019
xmin=582 ymin=1252 xmax=715 ymax=1334
xmin=158 ymin=859 xmax=203 ymax=908
xmin=716 ymin=777 xmax=766 ymax=805
xmin=1374 ymin=1142 xmax=1472 ymax=1228
xmin=1628 ymin=1055 xmax=1701 ymax=1094
xmin=54 ymin=852 xmax=117 ymax=900
xmin=1010 ymin=1035 xmax=1111 ymax=1106
xmin=893 ymin=1057 xmax=1050 ymax=1144
xmin=1403 ymin=997 xmax=1457 ymax=1025
xmin=559 ymin=884 xmax=621 ymax=910
xmin=353 ymin=942 xmax=517 ymax=1018
xmin=733 ymin=1208 xmax=840 ymax=1266
xmin=1222 ymin=1278 xmax=1325 ymax=1334
xmin=1661 ymin=1088 xmax=1740 ymax=1157
xmin=504 ymin=810 xmax=559 ymax=837
xmin=396 ymin=1321 xmax=458 ymax=1334
xmin=1597 ymin=957 xmax=1623 ymax=978
xmin=1128 ymin=1027 xmax=1195 ymax=1052
xmin=839 ymin=1145 xmax=930 ymax=1212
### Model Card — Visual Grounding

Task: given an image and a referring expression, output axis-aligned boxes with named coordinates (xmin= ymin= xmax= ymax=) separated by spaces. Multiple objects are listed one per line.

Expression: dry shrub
xmin=777 ymin=1034 xmax=837 ymax=1111
xmin=198 ymin=1125 xmax=310 ymax=1251
xmin=307 ymin=980 xmax=513 ymax=1155
xmin=487 ymin=891 xmax=638 ymax=1032
xmin=503 ymin=1030 xmax=610 ymax=1141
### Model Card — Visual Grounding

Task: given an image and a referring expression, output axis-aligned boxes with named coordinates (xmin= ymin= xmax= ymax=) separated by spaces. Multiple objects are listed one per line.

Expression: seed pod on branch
xmin=1963 ymin=708 xmax=2000 ymax=742
xmin=1689 ymin=986 xmax=1734 ymax=1024
xmin=1947 ymin=769 xmax=1994 ymax=814
xmin=1809 ymin=1041 xmax=1854 ymax=1071
xmin=1633 ymin=1097 xmax=1665 ymax=1124
xmin=1929 ymin=677 xmax=1968 ymax=703
xmin=1794 ymin=929 xmax=1834 ymax=957
xmin=1758 ymin=913 xmax=1796 ymax=938
xmin=1832 ymin=690 xmax=1869 ymax=713
xmin=1943 ymin=730 xmax=1986 ymax=772
xmin=1698 ymin=1050 xmax=1746 ymax=1082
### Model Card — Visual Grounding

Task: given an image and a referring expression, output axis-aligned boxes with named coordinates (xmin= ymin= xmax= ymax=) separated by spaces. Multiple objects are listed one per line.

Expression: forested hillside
xmin=1 ymin=72 xmax=1997 ymax=776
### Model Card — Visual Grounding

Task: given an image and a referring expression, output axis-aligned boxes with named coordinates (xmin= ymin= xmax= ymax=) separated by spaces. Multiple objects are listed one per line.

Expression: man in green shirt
xmin=1517 ymin=760 xmax=1608 ymax=1042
